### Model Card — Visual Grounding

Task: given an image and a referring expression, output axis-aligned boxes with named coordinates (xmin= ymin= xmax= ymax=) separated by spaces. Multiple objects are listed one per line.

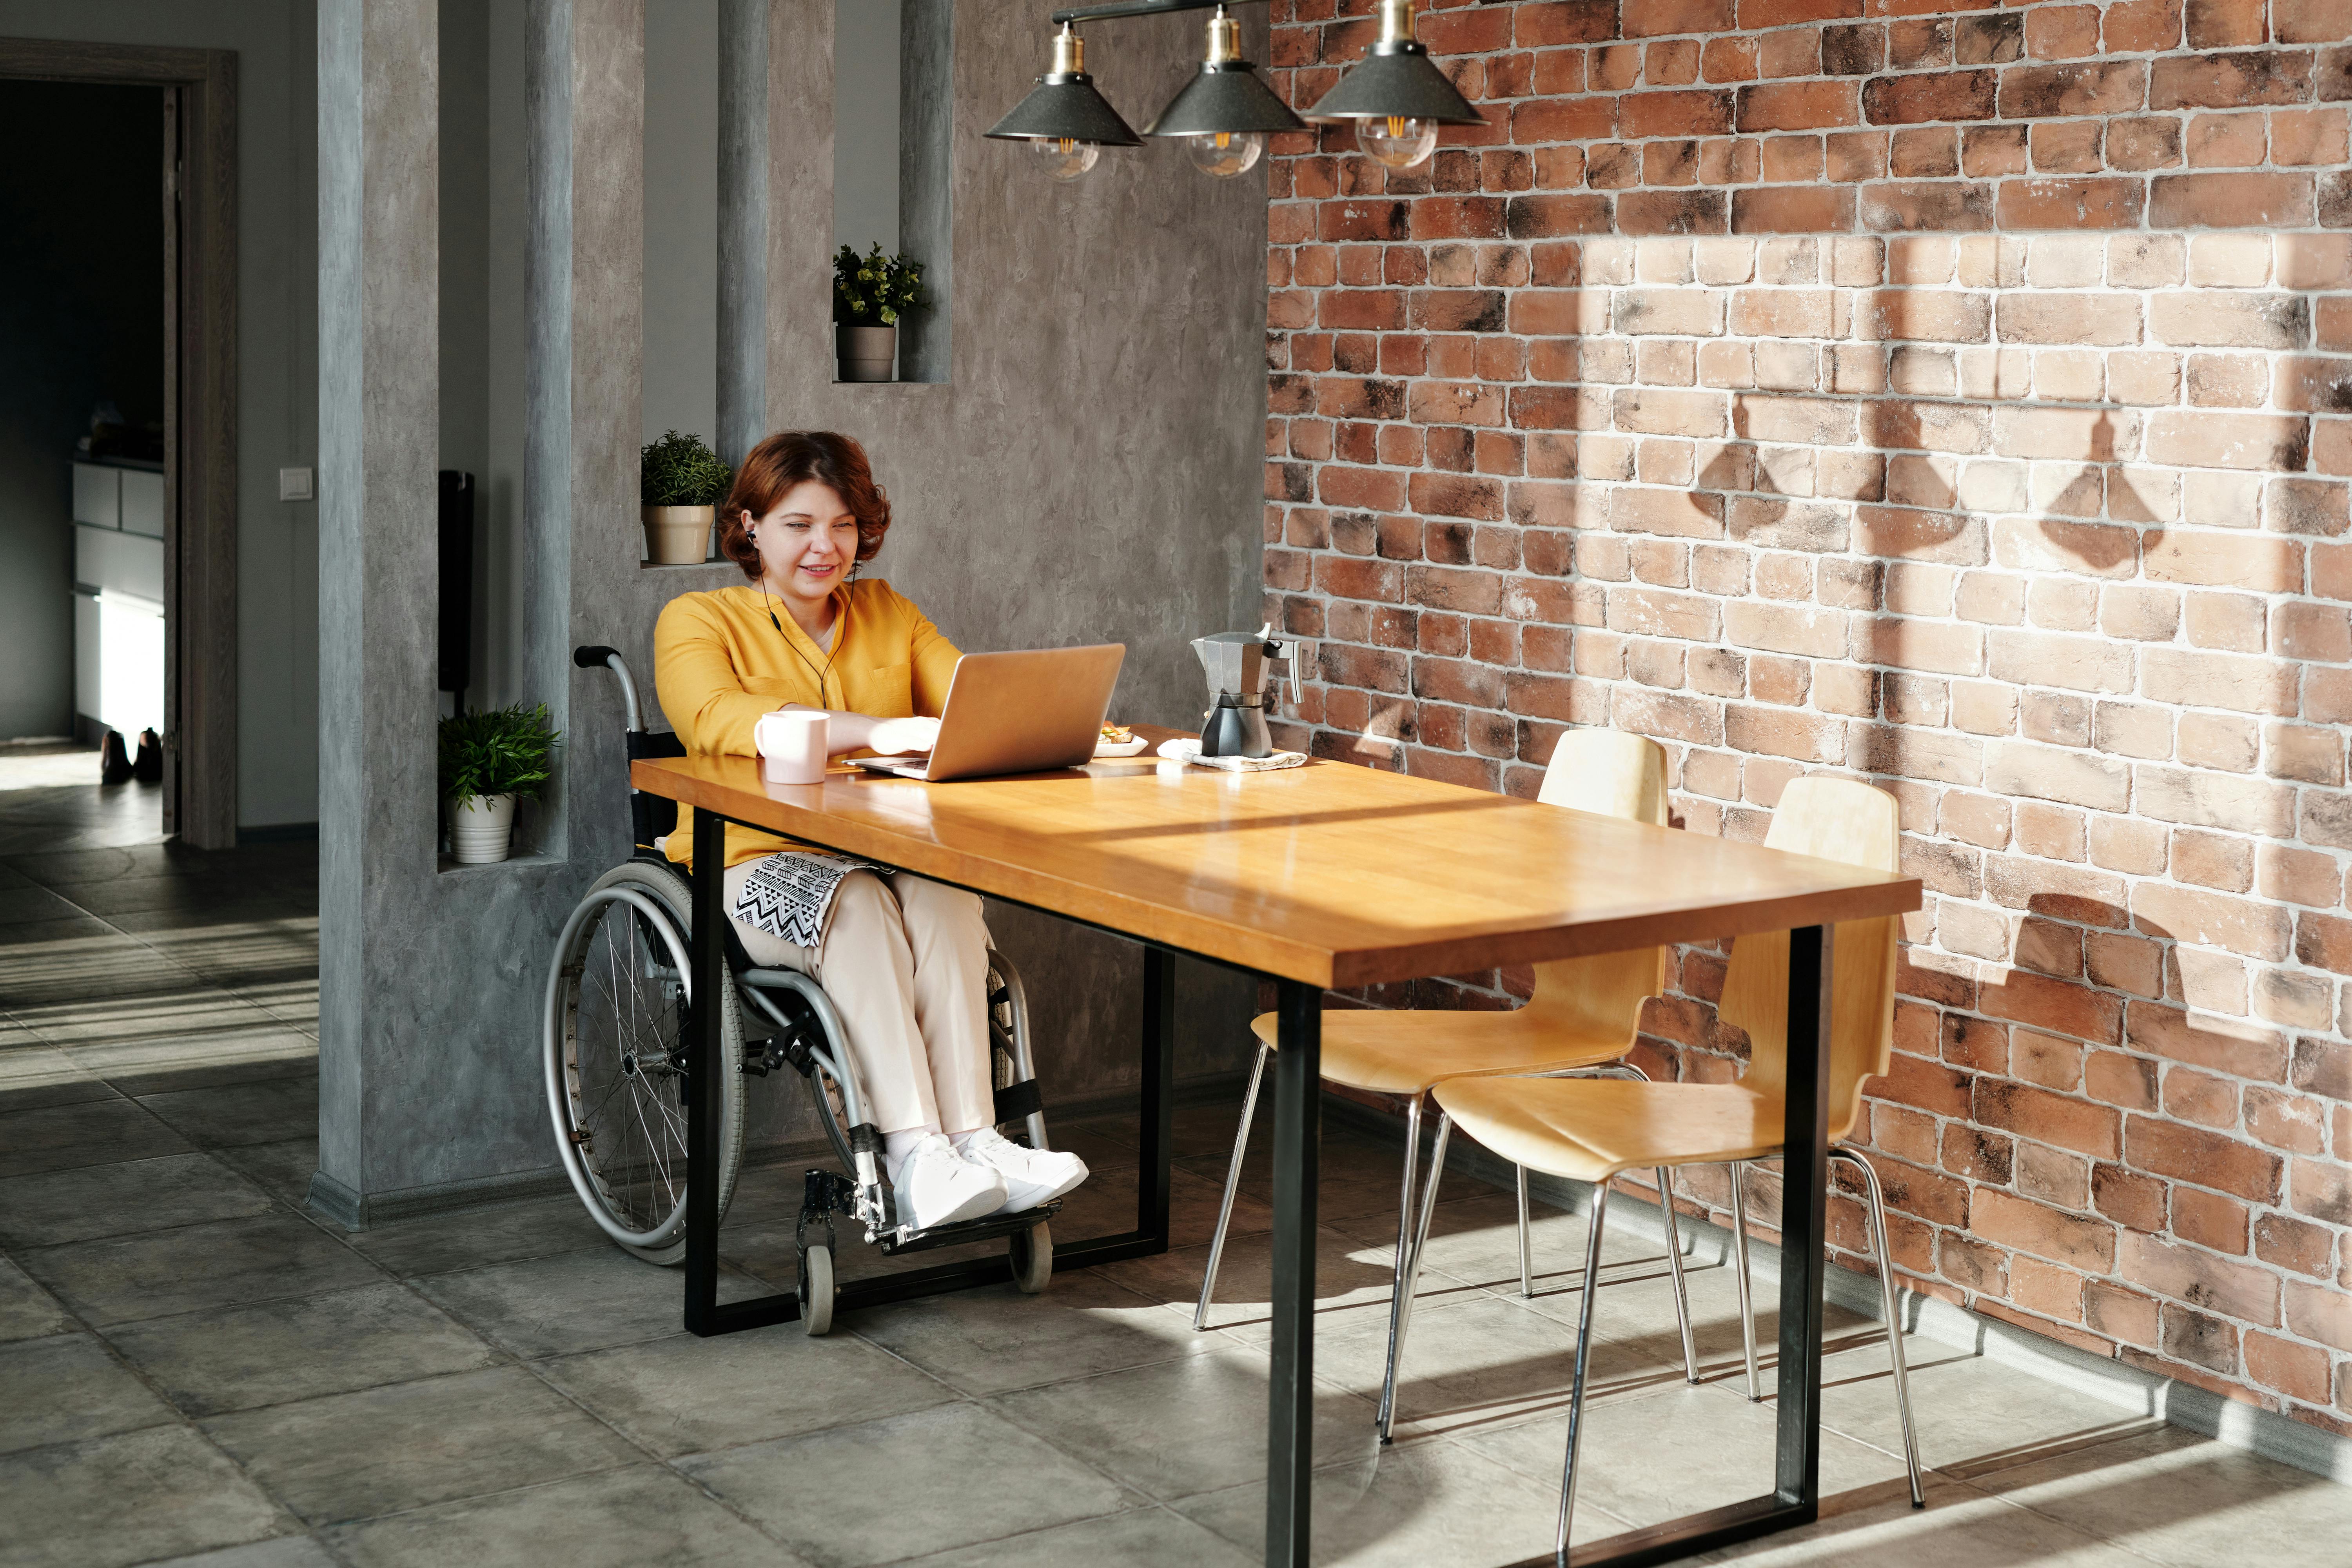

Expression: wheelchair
xmin=541 ymin=645 xmax=1059 ymax=1334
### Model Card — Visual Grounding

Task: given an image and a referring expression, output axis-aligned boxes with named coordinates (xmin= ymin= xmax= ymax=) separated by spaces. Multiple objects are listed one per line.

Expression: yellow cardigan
xmin=652 ymin=578 xmax=961 ymax=869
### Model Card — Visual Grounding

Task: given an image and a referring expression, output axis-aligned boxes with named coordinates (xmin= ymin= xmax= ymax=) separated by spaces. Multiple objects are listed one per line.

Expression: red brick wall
xmin=1261 ymin=0 xmax=2352 ymax=1434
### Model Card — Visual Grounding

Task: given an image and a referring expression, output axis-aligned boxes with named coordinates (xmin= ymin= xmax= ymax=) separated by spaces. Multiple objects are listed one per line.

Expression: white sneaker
xmin=891 ymin=1133 xmax=1008 ymax=1230
xmin=958 ymin=1127 xmax=1089 ymax=1214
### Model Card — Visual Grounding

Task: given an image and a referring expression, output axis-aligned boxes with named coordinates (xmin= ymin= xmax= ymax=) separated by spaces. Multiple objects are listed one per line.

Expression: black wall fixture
xmin=437 ymin=470 xmax=474 ymax=698
xmin=985 ymin=0 xmax=1481 ymax=183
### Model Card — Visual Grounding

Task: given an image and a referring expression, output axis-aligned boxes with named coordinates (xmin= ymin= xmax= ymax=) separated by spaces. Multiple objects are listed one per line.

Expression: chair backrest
xmin=1716 ymin=777 xmax=1901 ymax=1143
xmin=1521 ymin=729 xmax=1671 ymax=1039
xmin=1536 ymin=727 xmax=1671 ymax=826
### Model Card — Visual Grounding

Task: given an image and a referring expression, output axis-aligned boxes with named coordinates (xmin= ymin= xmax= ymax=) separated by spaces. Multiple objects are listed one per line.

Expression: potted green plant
xmin=833 ymin=243 xmax=926 ymax=382
xmin=640 ymin=431 xmax=733 ymax=566
xmin=440 ymin=702 xmax=560 ymax=864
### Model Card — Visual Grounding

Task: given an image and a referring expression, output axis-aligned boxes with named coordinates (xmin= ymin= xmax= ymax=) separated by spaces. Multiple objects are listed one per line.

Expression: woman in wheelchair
xmin=652 ymin=430 xmax=1088 ymax=1233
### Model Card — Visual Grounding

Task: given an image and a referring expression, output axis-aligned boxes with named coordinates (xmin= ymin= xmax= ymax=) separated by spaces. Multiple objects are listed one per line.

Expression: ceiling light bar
xmin=986 ymin=0 xmax=1476 ymax=182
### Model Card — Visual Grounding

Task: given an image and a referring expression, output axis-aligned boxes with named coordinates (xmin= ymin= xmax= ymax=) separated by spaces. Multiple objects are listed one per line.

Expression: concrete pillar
xmin=314 ymin=0 xmax=443 ymax=1221
xmin=314 ymin=0 xmax=647 ymax=1227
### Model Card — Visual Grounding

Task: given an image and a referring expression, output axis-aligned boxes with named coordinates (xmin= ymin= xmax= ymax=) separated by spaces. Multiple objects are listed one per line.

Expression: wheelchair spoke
xmin=631 ymin=1080 xmax=677 ymax=1211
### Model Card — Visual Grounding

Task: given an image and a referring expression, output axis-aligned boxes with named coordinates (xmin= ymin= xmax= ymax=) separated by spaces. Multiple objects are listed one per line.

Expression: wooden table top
xmin=633 ymin=728 xmax=1921 ymax=989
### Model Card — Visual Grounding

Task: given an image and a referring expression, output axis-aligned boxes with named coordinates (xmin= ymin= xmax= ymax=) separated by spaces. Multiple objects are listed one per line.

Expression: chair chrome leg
xmin=1375 ymin=1094 xmax=1425 ymax=1441
xmin=1192 ymin=1042 xmax=1268 ymax=1331
xmin=1554 ymin=1183 xmax=1611 ymax=1568
xmin=1655 ymin=1166 xmax=1698 ymax=1384
xmin=1378 ymin=1110 xmax=1450 ymax=1443
xmin=1836 ymin=1146 xmax=1925 ymax=1508
xmin=1516 ymin=1163 xmax=1534 ymax=1298
xmin=1727 ymin=1159 xmax=1760 ymax=1403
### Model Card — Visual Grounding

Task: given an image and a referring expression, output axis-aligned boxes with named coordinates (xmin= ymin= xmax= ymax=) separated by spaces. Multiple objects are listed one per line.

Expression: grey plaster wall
xmin=316 ymin=0 xmax=1267 ymax=1218
xmin=0 ymin=0 xmax=320 ymax=828
xmin=641 ymin=0 xmax=717 ymax=446
xmin=832 ymin=0 xmax=900 ymax=259
xmin=436 ymin=0 xmax=531 ymax=713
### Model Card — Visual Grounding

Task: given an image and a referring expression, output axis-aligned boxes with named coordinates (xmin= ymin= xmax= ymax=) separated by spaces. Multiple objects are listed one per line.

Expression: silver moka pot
xmin=1190 ymin=624 xmax=1311 ymax=760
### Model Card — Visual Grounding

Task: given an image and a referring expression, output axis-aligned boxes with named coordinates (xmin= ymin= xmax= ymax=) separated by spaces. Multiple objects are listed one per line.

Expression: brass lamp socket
xmin=1205 ymin=7 xmax=1242 ymax=66
xmin=1376 ymin=0 xmax=1417 ymax=47
xmin=1050 ymin=24 xmax=1084 ymax=76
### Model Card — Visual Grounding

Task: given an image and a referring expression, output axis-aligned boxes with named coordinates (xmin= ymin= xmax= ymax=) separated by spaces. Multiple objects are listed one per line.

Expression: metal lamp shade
xmin=1143 ymin=62 xmax=1305 ymax=138
xmin=983 ymin=73 xmax=1142 ymax=147
xmin=1303 ymin=44 xmax=1485 ymax=126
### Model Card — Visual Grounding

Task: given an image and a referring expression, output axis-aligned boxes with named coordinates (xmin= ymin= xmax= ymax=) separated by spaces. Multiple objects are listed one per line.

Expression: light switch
xmin=278 ymin=467 xmax=315 ymax=503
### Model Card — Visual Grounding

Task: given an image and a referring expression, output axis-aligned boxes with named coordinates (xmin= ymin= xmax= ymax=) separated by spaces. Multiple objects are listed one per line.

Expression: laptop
xmin=851 ymin=644 xmax=1126 ymax=782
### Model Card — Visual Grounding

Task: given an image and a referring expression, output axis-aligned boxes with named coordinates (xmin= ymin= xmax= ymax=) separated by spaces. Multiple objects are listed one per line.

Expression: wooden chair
xmin=1433 ymin=777 xmax=1925 ymax=1556
xmin=1194 ymin=728 xmax=1695 ymax=1443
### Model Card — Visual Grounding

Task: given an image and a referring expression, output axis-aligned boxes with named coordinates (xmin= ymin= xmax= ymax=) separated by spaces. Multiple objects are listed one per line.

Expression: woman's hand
xmin=779 ymin=706 xmax=939 ymax=757
xmin=867 ymin=716 xmax=940 ymax=757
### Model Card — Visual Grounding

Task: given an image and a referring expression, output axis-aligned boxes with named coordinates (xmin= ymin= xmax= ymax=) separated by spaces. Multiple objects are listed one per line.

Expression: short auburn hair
xmin=717 ymin=430 xmax=891 ymax=578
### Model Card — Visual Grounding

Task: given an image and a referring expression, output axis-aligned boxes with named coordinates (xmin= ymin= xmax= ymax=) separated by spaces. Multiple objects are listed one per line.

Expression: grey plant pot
xmin=837 ymin=324 xmax=897 ymax=383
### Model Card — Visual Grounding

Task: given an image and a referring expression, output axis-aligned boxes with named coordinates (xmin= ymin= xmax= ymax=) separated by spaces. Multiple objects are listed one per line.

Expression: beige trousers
xmin=722 ymin=862 xmax=994 ymax=1135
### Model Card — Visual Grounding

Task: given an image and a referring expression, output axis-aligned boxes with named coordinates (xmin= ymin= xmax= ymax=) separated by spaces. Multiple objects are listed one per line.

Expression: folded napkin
xmin=1156 ymin=738 xmax=1308 ymax=772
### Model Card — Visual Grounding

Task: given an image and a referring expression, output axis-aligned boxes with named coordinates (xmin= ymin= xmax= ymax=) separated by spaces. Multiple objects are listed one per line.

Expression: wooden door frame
xmin=0 ymin=37 xmax=238 ymax=848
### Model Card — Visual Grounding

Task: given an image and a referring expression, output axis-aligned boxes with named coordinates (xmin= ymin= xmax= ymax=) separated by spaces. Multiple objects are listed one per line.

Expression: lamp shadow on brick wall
xmin=1642 ymin=241 xmax=2351 ymax=1371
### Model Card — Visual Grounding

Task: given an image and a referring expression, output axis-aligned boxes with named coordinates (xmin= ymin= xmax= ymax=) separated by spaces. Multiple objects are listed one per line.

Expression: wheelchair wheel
xmin=1010 ymin=1220 xmax=1053 ymax=1294
xmin=799 ymin=1242 xmax=835 ymax=1336
xmin=544 ymin=859 xmax=746 ymax=1265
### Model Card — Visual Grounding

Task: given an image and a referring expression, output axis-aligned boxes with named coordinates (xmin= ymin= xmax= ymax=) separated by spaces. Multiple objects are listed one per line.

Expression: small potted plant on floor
xmin=641 ymin=431 xmax=733 ymax=565
xmin=833 ymin=242 xmax=926 ymax=382
xmin=440 ymin=702 xmax=559 ymax=864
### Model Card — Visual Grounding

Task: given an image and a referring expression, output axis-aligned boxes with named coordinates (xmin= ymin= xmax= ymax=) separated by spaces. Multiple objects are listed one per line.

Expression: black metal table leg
xmin=1774 ymin=923 xmax=1830 ymax=1512
xmin=684 ymin=805 xmax=728 ymax=1336
xmin=1266 ymin=978 xmax=1321 ymax=1568
xmin=1138 ymin=946 xmax=1176 ymax=1246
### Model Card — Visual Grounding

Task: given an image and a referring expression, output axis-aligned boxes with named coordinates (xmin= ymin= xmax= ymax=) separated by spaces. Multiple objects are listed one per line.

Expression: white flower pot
xmin=642 ymin=505 xmax=715 ymax=565
xmin=450 ymin=792 xmax=517 ymax=864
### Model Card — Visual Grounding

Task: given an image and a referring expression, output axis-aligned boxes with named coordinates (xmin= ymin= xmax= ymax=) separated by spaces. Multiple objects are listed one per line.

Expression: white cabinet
xmin=120 ymin=469 xmax=165 ymax=538
xmin=71 ymin=463 xmax=119 ymax=529
xmin=68 ymin=461 xmax=165 ymax=738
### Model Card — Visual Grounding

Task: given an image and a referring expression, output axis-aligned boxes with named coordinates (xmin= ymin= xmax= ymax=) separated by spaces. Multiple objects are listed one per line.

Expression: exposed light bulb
xmin=1356 ymin=114 xmax=1437 ymax=170
xmin=1031 ymin=136 xmax=1100 ymax=181
xmin=1187 ymin=129 xmax=1264 ymax=178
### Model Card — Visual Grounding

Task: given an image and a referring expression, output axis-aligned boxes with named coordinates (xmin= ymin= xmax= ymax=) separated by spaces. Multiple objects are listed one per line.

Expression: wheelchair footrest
xmin=878 ymin=1200 xmax=1061 ymax=1258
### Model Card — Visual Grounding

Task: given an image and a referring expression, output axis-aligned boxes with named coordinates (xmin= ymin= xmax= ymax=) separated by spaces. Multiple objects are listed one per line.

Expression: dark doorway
xmin=0 ymin=80 xmax=168 ymax=851
xmin=0 ymin=40 xmax=238 ymax=851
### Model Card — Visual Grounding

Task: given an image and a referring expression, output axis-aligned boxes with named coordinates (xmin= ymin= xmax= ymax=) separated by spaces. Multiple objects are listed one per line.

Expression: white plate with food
xmin=1094 ymin=723 xmax=1149 ymax=758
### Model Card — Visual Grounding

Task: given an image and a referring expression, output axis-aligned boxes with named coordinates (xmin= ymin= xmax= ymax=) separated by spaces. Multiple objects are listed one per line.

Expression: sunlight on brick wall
xmin=1261 ymin=0 xmax=2352 ymax=1433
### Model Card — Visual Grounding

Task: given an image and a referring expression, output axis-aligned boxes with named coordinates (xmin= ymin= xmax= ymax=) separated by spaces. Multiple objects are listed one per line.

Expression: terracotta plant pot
xmin=449 ymin=792 xmax=516 ymax=864
xmin=642 ymin=505 xmax=714 ymax=565
xmin=837 ymin=324 xmax=897 ymax=383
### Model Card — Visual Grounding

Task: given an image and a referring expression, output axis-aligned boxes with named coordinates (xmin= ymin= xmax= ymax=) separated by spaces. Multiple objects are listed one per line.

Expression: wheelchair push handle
xmin=573 ymin=644 xmax=644 ymax=734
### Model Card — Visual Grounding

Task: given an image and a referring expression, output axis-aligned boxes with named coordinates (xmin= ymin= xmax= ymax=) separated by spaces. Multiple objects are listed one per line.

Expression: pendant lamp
xmin=1303 ymin=0 xmax=1483 ymax=171
xmin=1142 ymin=4 xmax=1304 ymax=179
xmin=983 ymin=23 xmax=1141 ymax=182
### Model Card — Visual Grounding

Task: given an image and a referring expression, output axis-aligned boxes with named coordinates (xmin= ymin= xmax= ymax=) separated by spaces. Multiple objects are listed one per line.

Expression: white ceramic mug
xmin=755 ymin=710 xmax=829 ymax=785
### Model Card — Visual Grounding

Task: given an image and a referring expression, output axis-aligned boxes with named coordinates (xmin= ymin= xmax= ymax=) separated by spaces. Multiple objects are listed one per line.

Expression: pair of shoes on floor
xmin=96 ymin=729 xmax=163 ymax=786
xmin=891 ymin=1129 xmax=1088 ymax=1231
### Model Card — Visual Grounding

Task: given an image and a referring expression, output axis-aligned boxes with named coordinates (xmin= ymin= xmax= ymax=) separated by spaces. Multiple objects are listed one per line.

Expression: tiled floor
xmin=3 ymin=832 xmax=2348 ymax=1567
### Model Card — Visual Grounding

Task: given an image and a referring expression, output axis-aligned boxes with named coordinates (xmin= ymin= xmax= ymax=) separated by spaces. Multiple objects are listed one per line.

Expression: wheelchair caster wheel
xmin=1009 ymin=1220 xmax=1052 ymax=1294
xmin=798 ymin=1243 xmax=834 ymax=1336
